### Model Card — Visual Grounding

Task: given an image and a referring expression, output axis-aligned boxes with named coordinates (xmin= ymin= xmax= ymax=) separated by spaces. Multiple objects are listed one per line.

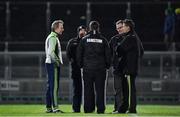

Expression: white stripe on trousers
xmin=126 ymin=75 xmax=131 ymax=110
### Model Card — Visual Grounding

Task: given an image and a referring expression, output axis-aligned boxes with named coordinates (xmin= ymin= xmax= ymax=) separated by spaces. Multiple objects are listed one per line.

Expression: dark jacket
xmin=66 ymin=36 xmax=81 ymax=77
xmin=77 ymin=31 xmax=111 ymax=71
xmin=116 ymin=31 xmax=144 ymax=75
xmin=109 ymin=34 xmax=126 ymax=75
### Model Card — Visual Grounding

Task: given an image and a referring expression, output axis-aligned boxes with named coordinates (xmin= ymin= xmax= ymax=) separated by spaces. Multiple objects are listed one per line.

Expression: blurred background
xmin=0 ymin=0 xmax=180 ymax=105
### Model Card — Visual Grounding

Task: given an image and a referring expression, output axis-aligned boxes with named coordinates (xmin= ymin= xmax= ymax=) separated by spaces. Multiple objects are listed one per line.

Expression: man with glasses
xmin=115 ymin=19 xmax=144 ymax=114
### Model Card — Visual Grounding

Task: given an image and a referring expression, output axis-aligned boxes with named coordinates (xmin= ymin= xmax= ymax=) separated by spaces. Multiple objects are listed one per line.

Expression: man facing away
xmin=45 ymin=20 xmax=64 ymax=113
xmin=77 ymin=21 xmax=111 ymax=114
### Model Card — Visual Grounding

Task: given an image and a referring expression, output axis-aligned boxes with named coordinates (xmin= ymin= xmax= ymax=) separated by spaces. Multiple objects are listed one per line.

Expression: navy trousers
xmin=45 ymin=63 xmax=60 ymax=110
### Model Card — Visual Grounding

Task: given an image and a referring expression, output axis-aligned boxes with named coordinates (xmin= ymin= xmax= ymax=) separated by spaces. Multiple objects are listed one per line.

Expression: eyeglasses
xmin=116 ymin=26 xmax=123 ymax=30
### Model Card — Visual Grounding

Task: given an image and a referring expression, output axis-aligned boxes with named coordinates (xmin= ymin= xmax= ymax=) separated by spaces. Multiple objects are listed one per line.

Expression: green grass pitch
xmin=0 ymin=104 xmax=180 ymax=116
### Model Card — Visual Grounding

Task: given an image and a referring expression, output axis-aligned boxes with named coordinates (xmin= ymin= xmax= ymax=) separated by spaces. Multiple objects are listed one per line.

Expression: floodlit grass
xmin=0 ymin=104 xmax=180 ymax=116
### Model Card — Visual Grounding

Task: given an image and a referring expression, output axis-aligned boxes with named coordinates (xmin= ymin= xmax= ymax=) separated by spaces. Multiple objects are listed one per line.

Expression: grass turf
xmin=0 ymin=104 xmax=180 ymax=116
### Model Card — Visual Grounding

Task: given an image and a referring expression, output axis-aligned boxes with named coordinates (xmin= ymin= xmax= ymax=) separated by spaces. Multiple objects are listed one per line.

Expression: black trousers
xmin=71 ymin=69 xmax=82 ymax=112
xmin=118 ymin=74 xmax=137 ymax=113
xmin=83 ymin=69 xmax=106 ymax=113
xmin=113 ymin=74 xmax=123 ymax=111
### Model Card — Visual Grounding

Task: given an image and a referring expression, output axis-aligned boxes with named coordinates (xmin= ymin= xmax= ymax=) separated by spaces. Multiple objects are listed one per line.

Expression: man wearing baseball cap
xmin=66 ymin=25 xmax=87 ymax=113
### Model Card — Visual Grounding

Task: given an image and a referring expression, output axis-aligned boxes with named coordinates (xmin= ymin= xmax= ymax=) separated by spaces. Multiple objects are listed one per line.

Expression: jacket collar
xmin=50 ymin=31 xmax=58 ymax=37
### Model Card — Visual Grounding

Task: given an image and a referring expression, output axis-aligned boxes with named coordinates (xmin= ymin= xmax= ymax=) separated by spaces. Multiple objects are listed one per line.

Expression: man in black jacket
xmin=115 ymin=19 xmax=144 ymax=114
xmin=66 ymin=25 xmax=87 ymax=112
xmin=109 ymin=20 xmax=124 ymax=113
xmin=77 ymin=21 xmax=111 ymax=114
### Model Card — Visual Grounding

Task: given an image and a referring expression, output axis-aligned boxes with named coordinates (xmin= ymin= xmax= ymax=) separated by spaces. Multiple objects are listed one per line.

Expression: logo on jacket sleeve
xmin=87 ymin=38 xmax=102 ymax=43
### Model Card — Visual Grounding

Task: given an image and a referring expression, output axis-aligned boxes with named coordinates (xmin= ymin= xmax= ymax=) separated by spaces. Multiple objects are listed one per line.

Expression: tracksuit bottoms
xmin=45 ymin=63 xmax=60 ymax=110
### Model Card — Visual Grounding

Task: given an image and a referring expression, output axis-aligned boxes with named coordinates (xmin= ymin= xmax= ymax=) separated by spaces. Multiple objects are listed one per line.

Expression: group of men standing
xmin=44 ymin=19 xmax=144 ymax=114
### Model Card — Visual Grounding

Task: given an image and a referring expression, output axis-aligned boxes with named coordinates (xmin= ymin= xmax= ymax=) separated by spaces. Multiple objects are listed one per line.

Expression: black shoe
xmin=73 ymin=110 xmax=80 ymax=113
xmin=127 ymin=110 xmax=137 ymax=114
xmin=53 ymin=109 xmax=64 ymax=113
xmin=113 ymin=109 xmax=117 ymax=112
xmin=84 ymin=110 xmax=94 ymax=113
xmin=112 ymin=111 xmax=127 ymax=114
xmin=112 ymin=110 xmax=119 ymax=114
xmin=46 ymin=109 xmax=53 ymax=113
xmin=97 ymin=112 xmax=104 ymax=114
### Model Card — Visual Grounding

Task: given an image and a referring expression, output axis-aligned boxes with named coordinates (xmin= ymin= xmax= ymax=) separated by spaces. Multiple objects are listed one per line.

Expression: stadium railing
xmin=0 ymin=51 xmax=180 ymax=104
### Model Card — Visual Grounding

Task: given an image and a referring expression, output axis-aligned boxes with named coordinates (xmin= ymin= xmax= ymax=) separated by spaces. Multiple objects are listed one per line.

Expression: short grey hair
xmin=116 ymin=20 xmax=123 ymax=26
xmin=51 ymin=20 xmax=64 ymax=31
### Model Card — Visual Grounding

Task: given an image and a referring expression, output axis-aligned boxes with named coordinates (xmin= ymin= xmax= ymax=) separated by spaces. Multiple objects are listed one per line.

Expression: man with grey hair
xmin=45 ymin=20 xmax=64 ymax=113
